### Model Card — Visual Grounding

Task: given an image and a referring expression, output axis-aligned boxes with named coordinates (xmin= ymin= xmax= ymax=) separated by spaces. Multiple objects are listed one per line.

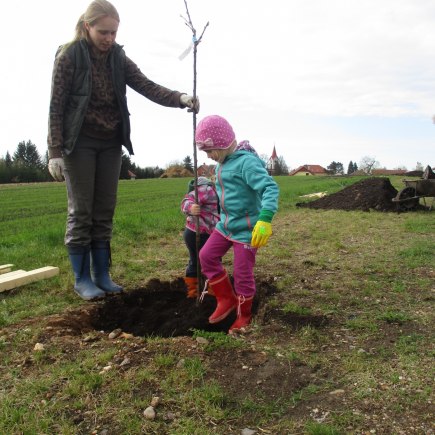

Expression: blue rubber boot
xmin=91 ymin=241 xmax=123 ymax=294
xmin=68 ymin=246 xmax=106 ymax=301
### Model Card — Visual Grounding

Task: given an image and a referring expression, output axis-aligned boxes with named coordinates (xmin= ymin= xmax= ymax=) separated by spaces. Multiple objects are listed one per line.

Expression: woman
xmin=47 ymin=0 xmax=199 ymax=301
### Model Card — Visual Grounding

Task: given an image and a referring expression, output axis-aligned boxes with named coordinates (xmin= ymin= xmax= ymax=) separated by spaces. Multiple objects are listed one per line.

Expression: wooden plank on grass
xmin=0 ymin=264 xmax=14 ymax=275
xmin=0 ymin=267 xmax=59 ymax=292
xmin=0 ymin=270 xmax=26 ymax=278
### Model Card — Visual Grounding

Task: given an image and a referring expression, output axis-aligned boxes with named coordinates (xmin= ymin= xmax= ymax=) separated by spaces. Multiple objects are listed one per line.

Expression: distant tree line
xmin=120 ymin=152 xmax=164 ymax=179
xmin=0 ymin=140 xmax=166 ymax=184
xmin=2 ymin=142 xmax=419 ymax=184
xmin=325 ymin=161 xmax=359 ymax=175
xmin=0 ymin=141 xmax=51 ymax=183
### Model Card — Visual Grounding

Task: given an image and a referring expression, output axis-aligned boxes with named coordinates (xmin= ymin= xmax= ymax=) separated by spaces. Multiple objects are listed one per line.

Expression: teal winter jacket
xmin=214 ymin=148 xmax=279 ymax=243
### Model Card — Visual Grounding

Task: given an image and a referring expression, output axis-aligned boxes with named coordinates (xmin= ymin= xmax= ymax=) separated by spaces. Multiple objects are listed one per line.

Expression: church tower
xmin=267 ymin=145 xmax=278 ymax=175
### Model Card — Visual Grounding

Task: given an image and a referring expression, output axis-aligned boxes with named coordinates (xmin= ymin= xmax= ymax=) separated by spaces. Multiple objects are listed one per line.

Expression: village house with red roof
xmin=127 ymin=170 xmax=137 ymax=180
xmin=289 ymin=164 xmax=328 ymax=176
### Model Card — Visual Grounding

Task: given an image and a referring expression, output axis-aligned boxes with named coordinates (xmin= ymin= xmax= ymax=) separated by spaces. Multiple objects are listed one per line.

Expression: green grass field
xmin=0 ymin=176 xmax=434 ymax=434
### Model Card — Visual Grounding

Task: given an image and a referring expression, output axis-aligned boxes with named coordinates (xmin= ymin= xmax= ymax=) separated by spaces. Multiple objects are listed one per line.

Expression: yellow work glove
xmin=251 ymin=221 xmax=272 ymax=248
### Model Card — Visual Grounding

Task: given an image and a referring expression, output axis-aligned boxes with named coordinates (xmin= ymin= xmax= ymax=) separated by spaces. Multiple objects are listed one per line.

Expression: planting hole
xmin=91 ymin=278 xmax=237 ymax=336
xmin=46 ymin=278 xmax=327 ymax=337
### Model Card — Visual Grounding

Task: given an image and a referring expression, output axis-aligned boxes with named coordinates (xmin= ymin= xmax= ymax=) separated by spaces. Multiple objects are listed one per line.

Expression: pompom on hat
xmin=195 ymin=115 xmax=235 ymax=151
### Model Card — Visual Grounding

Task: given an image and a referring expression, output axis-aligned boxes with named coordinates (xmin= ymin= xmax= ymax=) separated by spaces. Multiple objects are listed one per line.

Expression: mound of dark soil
xmin=296 ymin=177 xmax=398 ymax=212
xmin=404 ymin=170 xmax=423 ymax=177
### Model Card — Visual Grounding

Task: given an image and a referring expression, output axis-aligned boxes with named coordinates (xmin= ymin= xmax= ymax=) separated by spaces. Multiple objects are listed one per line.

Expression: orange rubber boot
xmin=229 ymin=296 xmax=254 ymax=333
xmin=184 ymin=277 xmax=198 ymax=298
xmin=208 ymin=271 xmax=237 ymax=324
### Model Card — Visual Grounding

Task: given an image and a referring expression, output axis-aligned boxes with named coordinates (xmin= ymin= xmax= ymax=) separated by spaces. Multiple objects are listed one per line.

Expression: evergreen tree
xmin=183 ymin=155 xmax=193 ymax=173
xmin=5 ymin=151 xmax=12 ymax=168
xmin=7 ymin=140 xmax=48 ymax=182
xmin=327 ymin=161 xmax=344 ymax=175
xmin=273 ymin=156 xmax=289 ymax=175
xmin=12 ymin=140 xmax=43 ymax=169
xmin=120 ymin=151 xmax=134 ymax=179
xmin=0 ymin=157 xmax=12 ymax=183
xmin=347 ymin=160 xmax=354 ymax=175
xmin=42 ymin=151 xmax=49 ymax=167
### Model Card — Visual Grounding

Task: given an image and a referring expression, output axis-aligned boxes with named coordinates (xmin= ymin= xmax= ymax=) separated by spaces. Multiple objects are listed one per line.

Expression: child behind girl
xmin=195 ymin=115 xmax=279 ymax=333
xmin=181 ymin=176 xmax=220 ymax=297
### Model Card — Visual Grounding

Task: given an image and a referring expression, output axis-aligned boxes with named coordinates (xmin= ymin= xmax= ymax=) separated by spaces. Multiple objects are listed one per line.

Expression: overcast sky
xmin=1 ymin=0 xmax=434 ymax=171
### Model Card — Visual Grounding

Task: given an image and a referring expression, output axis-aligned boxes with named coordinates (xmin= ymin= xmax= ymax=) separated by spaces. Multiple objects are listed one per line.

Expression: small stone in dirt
xmin=150 ymin=396 xmax=160 ymax=407
xmin=329 ymin=389 xmax=345 ymax=395
xmin=164 ymin=412 xmax=176 ymax=421
xmin=33 ymin=343 xmax=45 ymax=351
xmin=119 ymin=357 xmax=130 ymax=367
xmin=177 ymin=358 xmax=185 ymax=368
xmin=83 ymin=335 xmax=98 ymax=342
xmin=108 ymin=328 xmax=122 ymax=339
xmin=143 ymin=406 xmax=156 ymax=420
xmin=241 ymin=429 xmax=256 ymax=435
xmin=99 ymin=365 xmax=112 ymax=374
xmin=196 ymin=336 xmax=209 ymax=345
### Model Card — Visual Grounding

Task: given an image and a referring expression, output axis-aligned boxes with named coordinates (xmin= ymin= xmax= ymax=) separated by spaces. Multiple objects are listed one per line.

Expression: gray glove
xmin=48 ymin=157 xmax=65 ymax=181
xmin=180 ymin=94 xmax=200 ymax=113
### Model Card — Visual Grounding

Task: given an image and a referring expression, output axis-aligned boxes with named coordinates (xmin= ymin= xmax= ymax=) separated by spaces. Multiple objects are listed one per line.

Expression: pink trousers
xmin=199 ymin=230 xmax=257 ymax=297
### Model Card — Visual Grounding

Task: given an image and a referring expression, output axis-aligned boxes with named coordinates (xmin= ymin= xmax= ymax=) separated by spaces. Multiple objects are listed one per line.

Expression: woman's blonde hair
xmin=60 ymin=0 xmax=119 ymax=54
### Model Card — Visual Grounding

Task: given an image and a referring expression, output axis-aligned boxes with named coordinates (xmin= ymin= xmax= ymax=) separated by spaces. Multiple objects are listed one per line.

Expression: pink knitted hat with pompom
xmin=195 ymin=115 xmax=235 ymax=151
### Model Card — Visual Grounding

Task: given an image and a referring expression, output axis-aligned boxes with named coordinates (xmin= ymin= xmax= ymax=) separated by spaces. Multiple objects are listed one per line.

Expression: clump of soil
xmin=404 ymin=170 xmax=423 ymax=177
xmin=296 ymin=177 xmax=398 ymax=212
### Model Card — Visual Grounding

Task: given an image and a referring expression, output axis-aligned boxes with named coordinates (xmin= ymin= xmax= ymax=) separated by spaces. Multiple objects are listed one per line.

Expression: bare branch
xmin=183 ymin=0 xmax=196 ymax=35
xmin=182 ymin=0 xmax=209 ymax=43
xmin=197 ymin=22 xmax=209 ymax=44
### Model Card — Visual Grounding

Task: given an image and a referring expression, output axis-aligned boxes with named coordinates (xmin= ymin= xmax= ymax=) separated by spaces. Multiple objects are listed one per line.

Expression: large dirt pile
xmin=296 ymin=177 xmax=398 ymax=212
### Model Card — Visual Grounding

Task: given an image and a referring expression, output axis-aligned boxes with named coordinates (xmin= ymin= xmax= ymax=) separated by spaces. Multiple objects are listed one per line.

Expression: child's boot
xmin=229 ymin=295 xmax=254 ymax=333
xmin=184 ymin=276 xmax=198 ymax=298
xmin=208 ymin=270 xmax=237 ymax=323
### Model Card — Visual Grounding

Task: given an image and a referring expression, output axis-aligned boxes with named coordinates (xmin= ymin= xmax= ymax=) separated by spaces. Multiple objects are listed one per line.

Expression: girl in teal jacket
xmin=196 ymin=115 xmax=279 ymax=333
